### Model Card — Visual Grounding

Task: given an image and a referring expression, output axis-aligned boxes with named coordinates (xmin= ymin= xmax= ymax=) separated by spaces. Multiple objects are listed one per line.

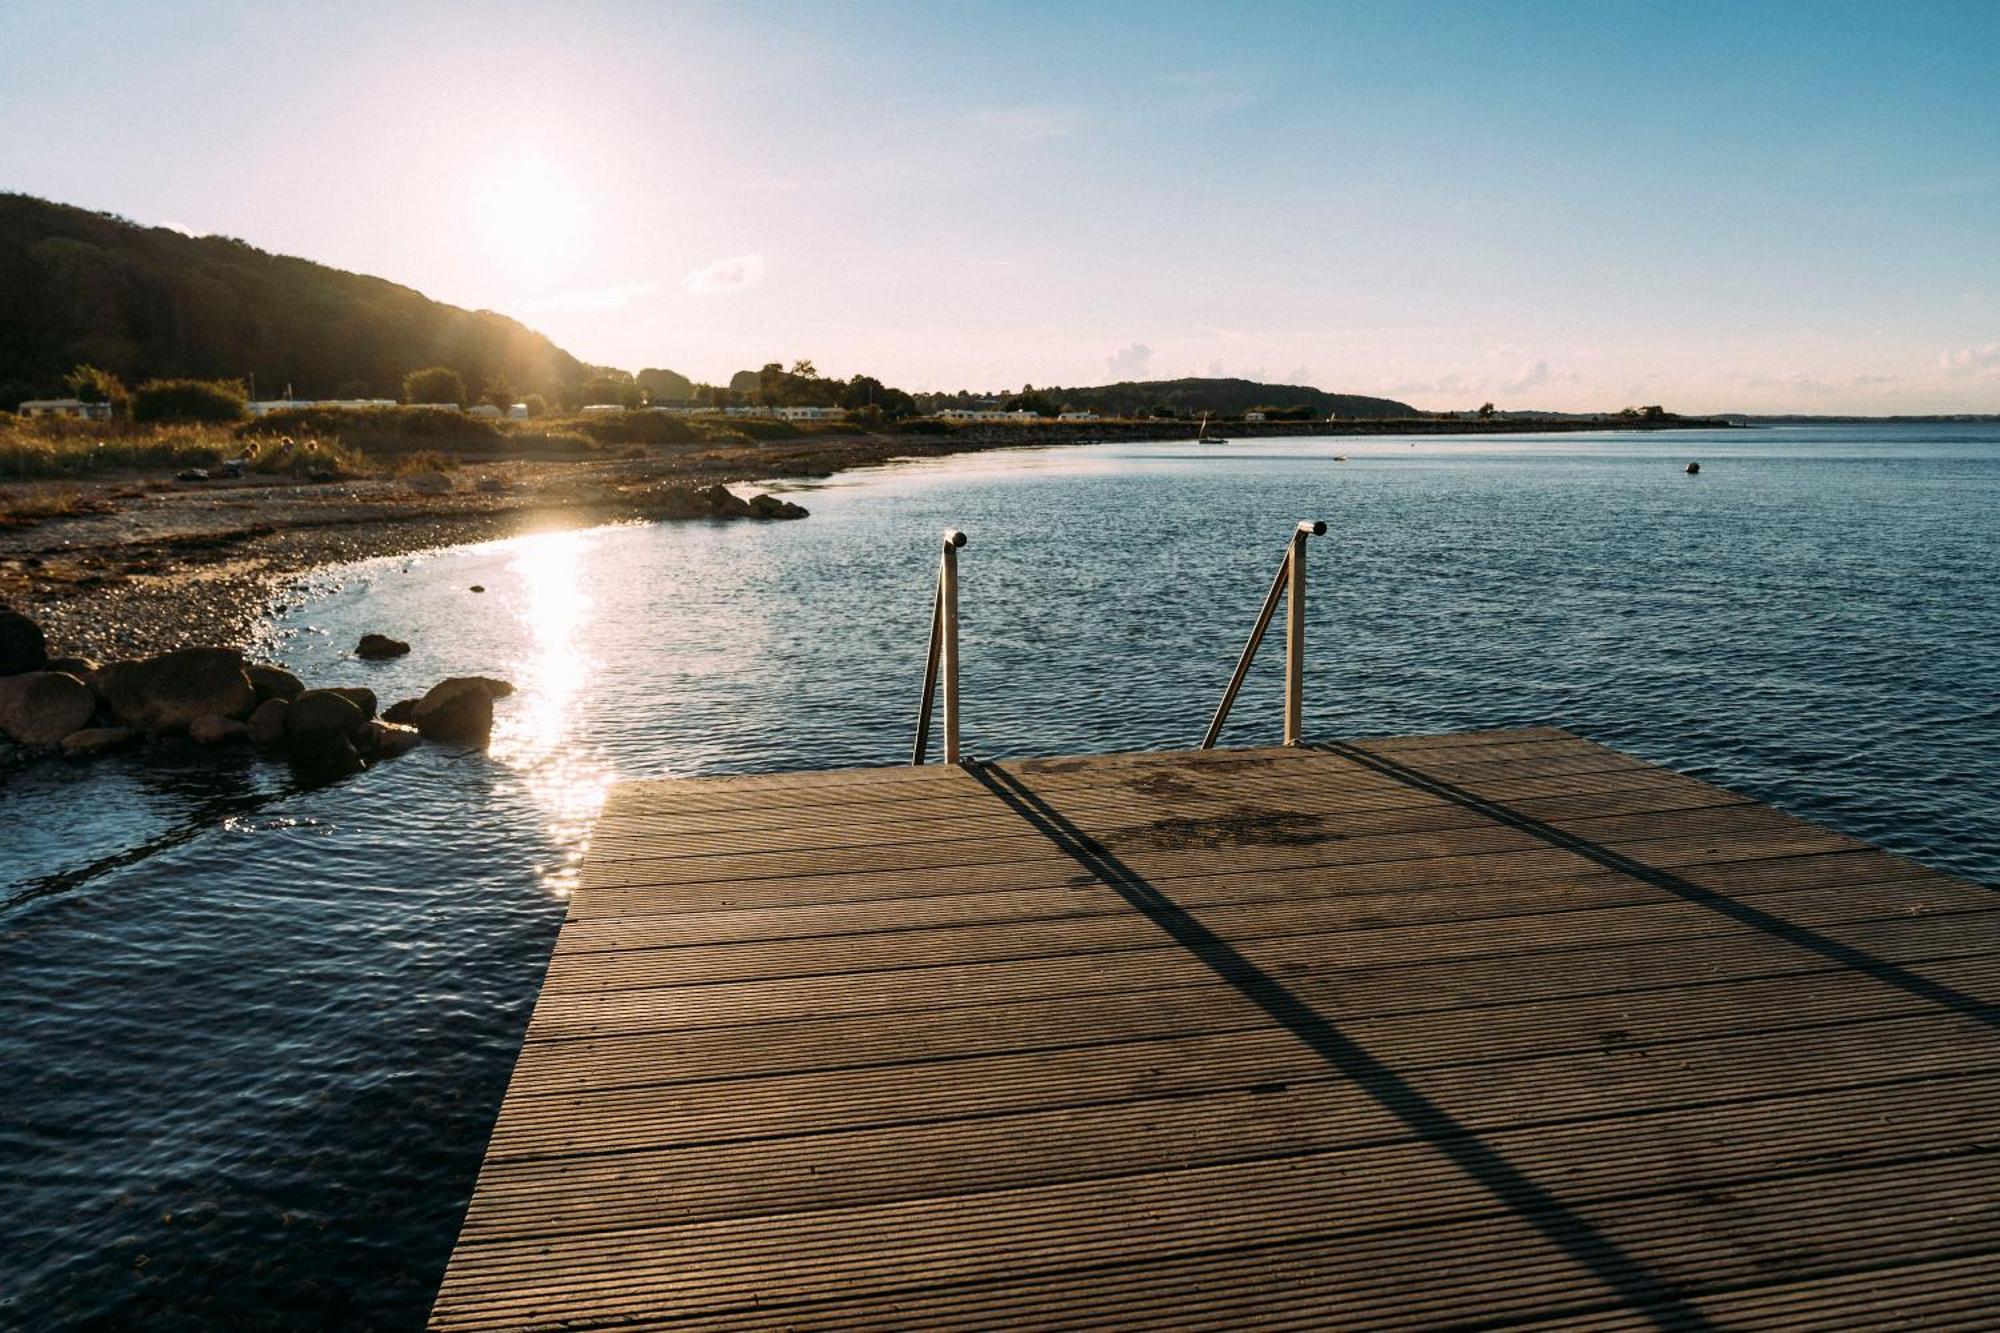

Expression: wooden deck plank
xmin=432 ymin=731 xmax=2000 ymax=1331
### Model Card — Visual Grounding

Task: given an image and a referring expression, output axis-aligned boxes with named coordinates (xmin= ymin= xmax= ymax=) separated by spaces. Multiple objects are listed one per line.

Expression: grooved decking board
xmin=431 ymin=729 xmax=2000 ymax=1331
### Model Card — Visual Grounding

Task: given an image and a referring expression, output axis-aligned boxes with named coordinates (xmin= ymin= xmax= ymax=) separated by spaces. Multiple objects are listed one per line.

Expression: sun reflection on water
xmin=487 ymin=528 xmax=616 ymax=897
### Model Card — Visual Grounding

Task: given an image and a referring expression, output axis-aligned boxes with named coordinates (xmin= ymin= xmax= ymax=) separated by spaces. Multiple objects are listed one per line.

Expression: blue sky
xmin=4 ymin=0 xmax=1996 ymax=411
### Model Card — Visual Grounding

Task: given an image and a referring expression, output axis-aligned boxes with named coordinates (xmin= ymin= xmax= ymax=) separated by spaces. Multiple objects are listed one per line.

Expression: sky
xmin=3 ymin=0 xmax=1996 ymax=413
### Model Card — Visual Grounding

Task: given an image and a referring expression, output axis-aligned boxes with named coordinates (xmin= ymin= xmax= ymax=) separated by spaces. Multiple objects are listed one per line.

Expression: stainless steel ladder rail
xmin=1201 ymin=520 xmax=1326 ymax=749
xmin=912 ymin=528 xmax=967 ymax=764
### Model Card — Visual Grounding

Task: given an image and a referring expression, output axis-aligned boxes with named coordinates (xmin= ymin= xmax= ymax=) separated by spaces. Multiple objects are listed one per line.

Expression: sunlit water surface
xmin=3 ymin=426 xmax=1997 ymax=1326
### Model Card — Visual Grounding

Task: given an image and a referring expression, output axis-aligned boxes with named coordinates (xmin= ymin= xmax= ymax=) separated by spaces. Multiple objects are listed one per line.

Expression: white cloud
xmin=1105 ymin=342 xmax=1154 ymax=379
xmin=1504 ymin=359 xmax=1550 ymax=393
xmin=520 ymin=282 xmax=656 ymax=314
xmin=685 ymin=253 xmax=766 ymax=294
xmin=1941 ymin=343 xmax=2000 ymax=378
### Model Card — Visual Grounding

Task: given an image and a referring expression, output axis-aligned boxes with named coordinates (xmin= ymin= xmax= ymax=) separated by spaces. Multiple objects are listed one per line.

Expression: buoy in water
xmin=1685 ymin=461 xmax=1701 ymax=475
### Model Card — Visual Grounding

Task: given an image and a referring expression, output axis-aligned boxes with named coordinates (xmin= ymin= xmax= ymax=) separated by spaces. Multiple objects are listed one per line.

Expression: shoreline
xmin=1 ymin=416 xmax=1725 ymax=662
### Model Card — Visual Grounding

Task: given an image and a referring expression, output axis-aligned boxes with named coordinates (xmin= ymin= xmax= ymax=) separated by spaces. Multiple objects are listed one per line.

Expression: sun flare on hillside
xmin=473 ymin=147 xmax=588 ymax=283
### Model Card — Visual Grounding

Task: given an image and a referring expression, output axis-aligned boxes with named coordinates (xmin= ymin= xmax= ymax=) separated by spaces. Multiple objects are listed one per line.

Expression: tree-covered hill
xmin=1045 ymin=377 xmax=1414 ymax=419
xmin=0 ymin=193 xmax=586 ymax=401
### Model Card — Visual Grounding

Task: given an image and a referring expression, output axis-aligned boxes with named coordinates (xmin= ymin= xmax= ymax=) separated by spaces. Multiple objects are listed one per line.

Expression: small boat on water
xmin=1195 ymin=414 xmax=1229 ymax=445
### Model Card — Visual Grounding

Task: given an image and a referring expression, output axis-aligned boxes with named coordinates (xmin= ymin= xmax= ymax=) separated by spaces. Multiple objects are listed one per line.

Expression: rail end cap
xmin=943 ymin=528 xmax=968 ymax=548
xmin=1298 ymin=519 xmax=1327 ymax=536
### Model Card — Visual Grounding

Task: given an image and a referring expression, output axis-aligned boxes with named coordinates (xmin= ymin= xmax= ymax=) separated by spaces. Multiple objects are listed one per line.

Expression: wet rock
xmin=0 ymin=671 xmax=96 ymax=746
xmin=700 ymin=483 xmax=753 ymax=517
xmin=285 ymin=689 xmax=365 ymax=740
xmin=246 ymin=663 xmax=305 ymax=703
xmin=382 ymin=698 xmax=419 ymax=726
xmin=748 ymin=493 xmax=809 ymax=520
xmin=247 ymin=698 xmax=290 ymax=746
xmin=0 ymin=607 xmax=49 ymax=676
xmin=189 ymin=714 xmax=250 ymax=745
xmin=357 ymin=719 xmax=422 ymax=759
xmin=356 ymin=634 xmax=411 ymax=660
xmin=469 ymin=585 xmax=485 ymax=594
xmin=411 ymin=677 xmax=495 ymax=746
xmin=98 ymin=648 xmax=256 ymax=733
xmin=61 ymin=726 xmax=141 ymax=757
xmin=1685 ymin=461 xmax=1701 ymax=475
xmin=175 ymin=467 xmax=210 ymax=482
xmin=475 ymin=476 xmax=510 ymax=494
xmin=469 ymin=676 xmax=515 ymax=699
xmin=403 ymin=471 xmax=452 ymax=495
xmin=329 ymin=686 xmax=377 ymax=720
xmin=289 ymin=735 xmax=364 ymax=781
xmin=45 ymin=655 xmax=100 ymax=681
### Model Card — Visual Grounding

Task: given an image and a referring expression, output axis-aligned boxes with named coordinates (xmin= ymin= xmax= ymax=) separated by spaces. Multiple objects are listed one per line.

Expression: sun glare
xmin=473 ymin=148 xmax=588 ymax=283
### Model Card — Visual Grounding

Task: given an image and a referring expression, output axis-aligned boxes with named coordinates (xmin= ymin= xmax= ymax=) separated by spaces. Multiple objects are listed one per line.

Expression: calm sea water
xmin=3 ymin=425 xmax=1996 ymax=1327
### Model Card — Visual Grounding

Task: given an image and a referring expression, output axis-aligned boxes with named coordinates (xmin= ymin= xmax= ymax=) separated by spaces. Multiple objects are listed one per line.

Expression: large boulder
xmin=247 ymin=698 xmax=290 ymax=746
xmin=469 ymin=676 xmax=515 ymax=700
xmin=62 ymin=726 xmax=141 ymax=757
xmin=189 ymin=714 xmax=250 ymax=745
xmin=97 ymin=648 xmax=256 ymax=733
xmin=285 ymin=689 xmax=365 ymax=740
xmin=246 ymin=663 xmax=305 ymax=703
xmin=329 ymin=686 xmax=377 ymax=719
xmin=382 ymin=698 xmax=419 ymax=726
xmin=411 ymin=677 xmax=495 ymax=746
xmin=356 ymin=634 xmax=411 ymax=660
xmin=0 ymin=608 xmax=48 ymax=676
xmin=698 ymin=483 xmax=753 ymax=517
xmin=46 ymin=655 xmax=100 ymax=681
xmin=0 ymin=671 xmax=96 ymax=746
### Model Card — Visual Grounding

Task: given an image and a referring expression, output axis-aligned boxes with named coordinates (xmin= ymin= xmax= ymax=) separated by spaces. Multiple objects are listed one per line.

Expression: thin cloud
xmin=1942 ymin=343 xmax=2000 ymax=378
xmin=685 ymin=253 xmax=766 ymax=294
xmin=1505 ymin=359 xmax=1551 ymax=393
xmin=520 ymin=282 xmax=656 ymax=313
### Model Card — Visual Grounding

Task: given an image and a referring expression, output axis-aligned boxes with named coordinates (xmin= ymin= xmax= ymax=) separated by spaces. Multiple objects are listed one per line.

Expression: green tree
xmin=579 ymin=372 xmax=640 ymax=407
xmin=403 ymin=366 xmax=466 ymax=405
xmin=481 ymin=373 xmax=518 ymax=409
xmin=133 ymin=377 xmax=247 ymax=423
xmin=1477 ymin=401 xmax=1495 ymax=420
xmin=64 ymin=364 xmax=128 ymax=415
xmin=636 ymin=367 xmax=693 ymax=404
xmin=521 ymin=392 xmax=548 ymax=418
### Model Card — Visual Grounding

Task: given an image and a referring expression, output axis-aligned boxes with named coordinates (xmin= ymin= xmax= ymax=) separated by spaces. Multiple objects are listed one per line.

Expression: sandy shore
xmin=0 ymin=416 xmax=1721 ymax=662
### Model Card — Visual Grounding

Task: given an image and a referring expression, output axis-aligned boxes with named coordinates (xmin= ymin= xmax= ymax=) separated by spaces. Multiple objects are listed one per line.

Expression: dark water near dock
xmin=3 ymin=425 xmax=1997 ymax=1327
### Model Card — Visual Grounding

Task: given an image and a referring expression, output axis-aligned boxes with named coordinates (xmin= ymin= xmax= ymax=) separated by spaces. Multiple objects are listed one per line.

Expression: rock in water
xmin=356 ymin=634 xmax=412 ymax=660
xmin=0 ymin=671 xmax=96 ymax=746
xmin=246 ymin=663 xmax=305 ymax=702
xmin=97 ymin=648 xmax=256 ymax=733
xmin=1685 ymin=461 xmax=1701 ymax=475
xmin=469 ymin=677 xmax=515 ymax=699
xmin=0 ymin=607 xmax=49 ymax=676
xmin=62 ymin=726 xmax=141 ymax=757
xmin=357 ymin=720 xmax=422 ymax=758
xmin=748 ymin=493 xmax=809 ymax=520
xmin=411 ymin=677 xmax=495 ymax=746
xmin=382 ymin=698 xmax=419 ymax=726
xmin=189 ymin=714 xmax=250 ymax=745
xmin=328 ymin=687 xmax=378 ymax=720
xmin=247 ymin=698 xmax=290 ymax=746
xmin=285 ymin=689 xmax=365 ymax=740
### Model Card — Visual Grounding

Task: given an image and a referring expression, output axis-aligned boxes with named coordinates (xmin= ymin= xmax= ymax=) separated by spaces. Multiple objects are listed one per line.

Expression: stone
xmin=329 ymin=686 xmax=377 ymax=719
xmin=469 ymin=676 xmax=515 ymax=699
xmin=246 ymin=663 xmax=305 ymax=702
xmin=748 ymin=493 xmax=808 ymax=520
xmin=411 ymin=677 xmax=495 ymax=746
xmin=357 ymin=719 xmax=422 ymax=758
xmin=97 ymin=648 xmax=256 ymax=733
xmin=469 ymin=585 xmax=485 ymax=594
xmin=0 ymin=607 xmax=48 ymax=676
xmin=284 ymin=689 xmax=365 ymax=740
xmin=0 ymin=671 xmax=96 ymax=746
xmin=288 ymin=735 xmax=364 ymax=781
xmin=247 ymin=698 xmax=290 ymax=746
xmin=189 ymin=714 xmax=250 ymax=745
xmin=1685 ymin=461 xmax=1701 ymax=475
xmin=45 ymin=655 xmax=100 ymax=681
xmin=381 ymin=698 xmax=419 ymax=726
xmin=698 ymin=483 xmax=753 ymax=517
xmin=61 ymin=726 xmax=142 ymax=757
xmin=356 ymin=633 xmax=411 ymax=660
xmin=175 ymin=467 xmax=210 ymax=482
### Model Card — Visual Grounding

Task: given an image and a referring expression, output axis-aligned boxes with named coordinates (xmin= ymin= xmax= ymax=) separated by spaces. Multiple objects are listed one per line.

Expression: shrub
xmin=521 ymin=393 xmax=548 ymax=418
xmin=573 ymin=412 xmax=699 ymax=446
xmin=133 ymin=378 xmax=247 ymax=424
xmin=893 ymin=417 xmax=955 ymax=435
xmin=244 ymin=435 xmax=367 ymax=478
xmin=237 ymin=406 xmax=500 ymax=450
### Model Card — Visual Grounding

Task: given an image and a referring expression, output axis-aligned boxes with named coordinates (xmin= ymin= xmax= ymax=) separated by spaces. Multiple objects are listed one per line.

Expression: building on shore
xmin=936 ymin=408 xmax=1039 ymax=423
xmin=1058 ymin=411 xmax=1100 ymax=422
xmin=19 ymin=398 xmax=114 ymax=420
xmin=775 ymin=406 xmax=847 ymax=421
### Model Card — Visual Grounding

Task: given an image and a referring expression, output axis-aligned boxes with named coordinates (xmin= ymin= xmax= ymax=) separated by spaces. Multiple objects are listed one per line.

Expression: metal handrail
xmin=912 ymin=528 xmax=968 ymax=764
xmin=1201 ymin=520 xmax=1325 ymax=749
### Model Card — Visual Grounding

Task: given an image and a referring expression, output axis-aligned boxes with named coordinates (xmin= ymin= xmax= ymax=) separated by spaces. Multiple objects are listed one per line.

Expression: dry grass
xmin=0 ymin=419 xmax=234 ymax=478
xmin=0 ymin=488 xmax=117 ymax=529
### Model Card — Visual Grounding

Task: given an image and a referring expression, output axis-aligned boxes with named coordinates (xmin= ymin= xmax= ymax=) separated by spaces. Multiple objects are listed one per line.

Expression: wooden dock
xmin=431 ymin=726 xmax=2000 ymax=1330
